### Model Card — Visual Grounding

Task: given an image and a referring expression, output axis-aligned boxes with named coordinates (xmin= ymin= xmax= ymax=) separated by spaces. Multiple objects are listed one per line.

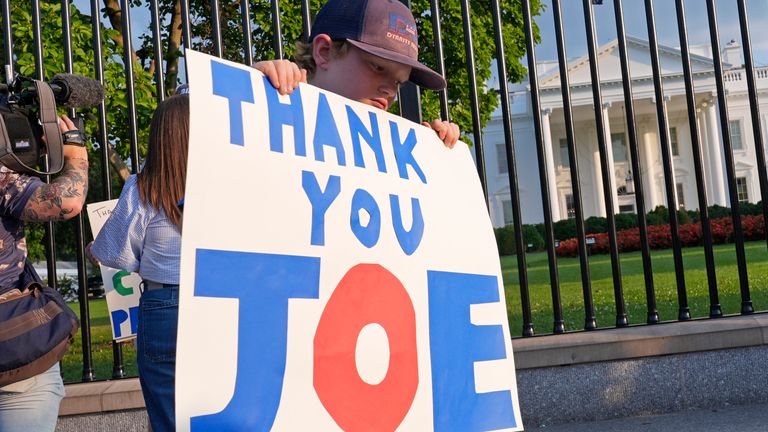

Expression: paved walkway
xmin=526 ymin=402 xmax=768 ymax=432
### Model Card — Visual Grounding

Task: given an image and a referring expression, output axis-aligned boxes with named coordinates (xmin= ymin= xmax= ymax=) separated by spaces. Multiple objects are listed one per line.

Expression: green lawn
xmin=503 ymin=240 xmax=768 ymax=336
xmin=64 ymin=299 xmax=137 ymax=383
xmin=60 ymin=240 xmax=768 ymax=383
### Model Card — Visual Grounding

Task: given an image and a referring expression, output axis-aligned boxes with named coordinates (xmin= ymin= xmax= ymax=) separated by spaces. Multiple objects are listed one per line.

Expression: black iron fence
xmin=1 ymin=0 xmax=767 ymax=383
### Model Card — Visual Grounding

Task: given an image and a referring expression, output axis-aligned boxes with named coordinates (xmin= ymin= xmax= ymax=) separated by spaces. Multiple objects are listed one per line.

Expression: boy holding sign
xmin=295 ymin=0 xmax=461 ymax=149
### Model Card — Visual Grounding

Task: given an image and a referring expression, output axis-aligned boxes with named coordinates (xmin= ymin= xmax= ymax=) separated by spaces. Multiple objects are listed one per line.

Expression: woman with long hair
xmin=91 ymin=94 xmax=188 ymax=431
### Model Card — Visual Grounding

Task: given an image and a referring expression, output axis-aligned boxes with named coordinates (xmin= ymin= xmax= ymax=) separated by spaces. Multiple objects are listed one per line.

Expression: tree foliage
xmin=2 ymin=0 xmax=543 ymax=261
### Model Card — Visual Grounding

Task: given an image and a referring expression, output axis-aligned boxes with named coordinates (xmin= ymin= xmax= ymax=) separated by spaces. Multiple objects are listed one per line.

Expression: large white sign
xmin=86 ymin=200 xmax=142 ymax=341
xmin=176 ymin=50 xmax=522 ymax=431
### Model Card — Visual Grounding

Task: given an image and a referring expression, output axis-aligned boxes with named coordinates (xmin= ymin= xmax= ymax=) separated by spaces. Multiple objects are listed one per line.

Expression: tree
xmin=113 ymin=0 xmax=544 ymax=141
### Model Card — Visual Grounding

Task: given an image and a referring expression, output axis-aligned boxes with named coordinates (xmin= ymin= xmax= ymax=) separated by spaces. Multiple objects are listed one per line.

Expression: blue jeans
xmin=0 ymin=363 xmax=65 ymax=432
xmin=137 ymin=286 xmax=179 ymax=432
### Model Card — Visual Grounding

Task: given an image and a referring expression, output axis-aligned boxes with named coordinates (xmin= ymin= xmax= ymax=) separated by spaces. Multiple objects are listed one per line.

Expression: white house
xmin=483 ymin=36 xmax=768 ymax=227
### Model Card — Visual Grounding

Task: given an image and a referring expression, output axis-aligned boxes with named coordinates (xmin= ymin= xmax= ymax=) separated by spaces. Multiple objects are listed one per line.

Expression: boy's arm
xmin=253 ymin=59 xmax=307 ymax=95
xmin=422 ymin=119 xmax=461 ymax=149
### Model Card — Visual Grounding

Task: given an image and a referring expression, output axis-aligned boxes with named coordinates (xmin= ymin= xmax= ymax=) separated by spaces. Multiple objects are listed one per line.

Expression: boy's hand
xmin=253 ymin=60 xmax=307 ymax=95
xmin=422 ymin=119 xmax=461 ymax=149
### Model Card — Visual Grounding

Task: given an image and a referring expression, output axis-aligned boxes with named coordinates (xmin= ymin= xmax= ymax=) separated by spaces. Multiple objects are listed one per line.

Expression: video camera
xmin=0 ymin=71 xmax=105 ymax=175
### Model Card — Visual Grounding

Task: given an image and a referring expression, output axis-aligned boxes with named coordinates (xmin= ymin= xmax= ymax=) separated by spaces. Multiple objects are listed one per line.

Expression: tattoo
xmin=22 ymin=159 xmax=88 ymax=222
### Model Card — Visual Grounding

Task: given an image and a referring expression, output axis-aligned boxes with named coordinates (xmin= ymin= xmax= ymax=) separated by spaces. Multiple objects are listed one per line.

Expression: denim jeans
xmin=0 ymin=363 xmax=65 ymax=432
xmin=137 ymin=286 xmax=179 ymax=432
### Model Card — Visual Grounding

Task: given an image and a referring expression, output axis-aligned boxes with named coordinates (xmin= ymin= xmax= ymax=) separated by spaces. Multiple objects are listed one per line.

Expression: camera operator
xmin=0 ymin=115 xmax=88 ymax=432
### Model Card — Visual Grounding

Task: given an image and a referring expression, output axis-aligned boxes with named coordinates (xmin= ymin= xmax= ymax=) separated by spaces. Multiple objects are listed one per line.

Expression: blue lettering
xmin=389 ymin=195 xmax=424 ymax=255
xmin=313 ymin=93 xmax=346 ymax=166
xmin=264 ymin=76 xmax=306 ymax=155
xmin=350 ymin=188 xmax=381 ymax=248
xmin=211 ymin=61 xmax=254 ymax=146
xmin=190 ymin=249 xmax=320 ymax=432
xmin=110 ymin=306 xmax=139 ymax=339
xmin=110 ymin=310 xmax=127 ymax=339
xmin=428 ymin=271 xmax=516 ymax=431
xmin=390 ymin=121 xmax=426 ymax=183
xmin=346 ymin=106 xmax=386 ymax=173
xmin=302 ymin=171 xmax=341 ymax=246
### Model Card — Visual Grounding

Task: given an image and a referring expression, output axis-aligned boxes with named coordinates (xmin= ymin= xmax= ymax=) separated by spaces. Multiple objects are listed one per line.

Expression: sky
xmin=71 ymin=0 xmax=768 ymax=70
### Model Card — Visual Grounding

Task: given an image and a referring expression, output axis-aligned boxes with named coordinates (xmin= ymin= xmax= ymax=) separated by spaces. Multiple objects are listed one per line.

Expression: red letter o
xmin=314 ymin=264 xmax=418 ymax=431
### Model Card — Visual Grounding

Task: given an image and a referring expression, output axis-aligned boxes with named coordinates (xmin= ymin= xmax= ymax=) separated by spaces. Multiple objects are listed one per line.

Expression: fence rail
xmin=2 ymin=0 xmax=767 ymax=383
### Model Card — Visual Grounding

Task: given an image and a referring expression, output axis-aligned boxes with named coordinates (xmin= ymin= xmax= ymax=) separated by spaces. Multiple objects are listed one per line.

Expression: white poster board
xmin=86 ymin=200 xmax=142 ymax=341
xmin=176 ymin=50 xmax=523 ymax=431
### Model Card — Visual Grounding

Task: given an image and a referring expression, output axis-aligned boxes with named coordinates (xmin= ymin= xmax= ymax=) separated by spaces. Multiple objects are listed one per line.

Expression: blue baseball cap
xmin=309 ymin=0 xmax=446 ymax=90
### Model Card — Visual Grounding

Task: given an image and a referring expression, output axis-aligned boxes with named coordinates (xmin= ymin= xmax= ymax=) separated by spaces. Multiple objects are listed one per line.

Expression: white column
xmin=603 ymin=102 xmax=619 ymax=215
xmin=696 ymin=106 xmax=713 ymax=207
xmin=541 ymin=109 xmax=562 ymax=221
xmin=706 ymin=100 xmax=727 ymax=206
xmin=642 ymin=126 xmax=659 ymax=211
xmin=593 ymin=140 xmax=606 ymax=218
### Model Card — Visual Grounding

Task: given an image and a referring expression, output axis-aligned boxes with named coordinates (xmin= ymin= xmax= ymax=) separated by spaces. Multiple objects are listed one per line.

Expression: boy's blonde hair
xmin=293 ymin=39 xmax=350 ymax=80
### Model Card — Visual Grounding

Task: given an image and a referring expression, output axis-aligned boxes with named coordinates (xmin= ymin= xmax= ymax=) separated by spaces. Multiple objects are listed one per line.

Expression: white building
xmin=483 ymin=36 xmax=768 ymax=227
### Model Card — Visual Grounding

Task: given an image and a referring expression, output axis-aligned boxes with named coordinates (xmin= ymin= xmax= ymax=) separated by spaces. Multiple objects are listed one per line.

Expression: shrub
xmin=494 ymin=225 xmax=516 ymax=256
xmin=677 ymin=209 xmax=692 ymax=225
xmin=522 ymin=224 xmax=545 ymax=251
xmin=585 ymin=216 xmax=607 ymax=234
xmin=647 ymin=205 xmax=669 ymax=225
xmin=707 ymin=205 xmax=731 ymax=220
xmin=553 ymin=218 xmax=577 ymax=241
xmin=614 ymin=213 xmax=638 ymax=231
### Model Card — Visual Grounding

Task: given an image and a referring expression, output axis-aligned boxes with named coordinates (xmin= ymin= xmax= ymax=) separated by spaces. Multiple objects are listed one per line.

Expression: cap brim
xmin=346 ymin=39 xmax=447 ymax=91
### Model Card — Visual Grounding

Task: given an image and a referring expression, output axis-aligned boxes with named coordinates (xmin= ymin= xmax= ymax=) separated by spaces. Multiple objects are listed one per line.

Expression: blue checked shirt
xmin=91 ymin=175 xmax=181 ymax=285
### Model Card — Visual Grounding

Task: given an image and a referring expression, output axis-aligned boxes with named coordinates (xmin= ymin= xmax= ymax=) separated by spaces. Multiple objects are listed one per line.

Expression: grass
xmin=60 ymin=240 xmax=768 ymax=382
xmin=503 ymin=240 xmax=768 ymax=336
xmin=63 ymin=299 xmax=137 ymax=384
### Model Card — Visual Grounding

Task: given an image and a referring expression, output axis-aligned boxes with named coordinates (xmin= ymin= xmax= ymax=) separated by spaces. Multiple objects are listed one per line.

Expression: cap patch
xmin=387 ymin=12 xmax=418 ymax=55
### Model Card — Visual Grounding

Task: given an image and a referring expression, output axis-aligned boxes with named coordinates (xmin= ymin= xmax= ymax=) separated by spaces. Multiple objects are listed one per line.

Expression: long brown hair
xmin=137 ymin=94 xmax=189 ymax=230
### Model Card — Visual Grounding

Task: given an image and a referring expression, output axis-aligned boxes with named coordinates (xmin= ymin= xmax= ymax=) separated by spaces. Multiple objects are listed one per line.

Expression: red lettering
xmin=313 ymin=264 xmax=418 ymax=431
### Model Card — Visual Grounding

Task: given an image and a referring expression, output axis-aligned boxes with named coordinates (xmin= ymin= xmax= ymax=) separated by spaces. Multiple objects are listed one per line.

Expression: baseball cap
xmin=309 ymin=0 xmax=446 ymax=90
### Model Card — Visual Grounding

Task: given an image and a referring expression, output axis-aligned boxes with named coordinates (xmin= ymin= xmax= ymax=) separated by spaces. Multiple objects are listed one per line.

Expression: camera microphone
xmin=14 ymin=73 xmax=105 ymax=109
xmin=49 ymin=74 xmax=106 ymax=108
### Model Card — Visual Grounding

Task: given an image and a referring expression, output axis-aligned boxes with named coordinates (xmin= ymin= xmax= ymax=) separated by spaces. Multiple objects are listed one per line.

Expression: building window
xmin=619 ymin=204 xmax=635 ymax=214
xmin=496 ymin=144 xmax=508 ymax=174
xmin=565 ymin=194 xmax=576 ymax=219
xmin=730 ymin=120 xmax=744 ymax=150
xmin=502 ymin=199 xmax=514 ymax=225
xmin=559 ymin=139 xmax=570 ymax=168
xmin=611 ymin=132 xmax=628 ymax=162
xmin=670 ymin=127 xmax=679 ymax=156
xmin=736 ymin=177 xmax=749 ymax=203
xmin=676 ymin=183 xmax=685 ymax=209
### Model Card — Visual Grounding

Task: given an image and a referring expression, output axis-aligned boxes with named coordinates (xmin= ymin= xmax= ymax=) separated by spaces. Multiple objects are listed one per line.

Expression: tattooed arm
xmin=21 ymin=116 xmax=89 ymax=222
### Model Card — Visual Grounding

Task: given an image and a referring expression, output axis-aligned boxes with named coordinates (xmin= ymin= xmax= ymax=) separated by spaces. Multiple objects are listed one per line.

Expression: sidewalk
xmin=526 ymin=402 xmax=768 ymax=432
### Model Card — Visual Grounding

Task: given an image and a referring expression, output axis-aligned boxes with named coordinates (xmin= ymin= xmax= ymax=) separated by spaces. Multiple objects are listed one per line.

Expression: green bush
xmin=522 ymin=224 xmax=545 ymax=251
xmin=614 ymin=213 xmax=638 ymax=231
xmin=647 ymin=205 xmax=669 ymax=225
xmin=553 ymin=218 xmax=577 ymax=241
xmin=585 ymin=216 xmax=607 ymax=234
xmin=677 ymin=209 xmax=692 ymax=225
xmin=494 ymin=225 xmax=516 ymax=256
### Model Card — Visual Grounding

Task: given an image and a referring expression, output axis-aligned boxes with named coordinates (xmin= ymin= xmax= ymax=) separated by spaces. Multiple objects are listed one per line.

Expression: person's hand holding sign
xmin=253 ymin=59 xmax=307 ymax=96
xmin=422 ymin=119 xmax=461 ymax=149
